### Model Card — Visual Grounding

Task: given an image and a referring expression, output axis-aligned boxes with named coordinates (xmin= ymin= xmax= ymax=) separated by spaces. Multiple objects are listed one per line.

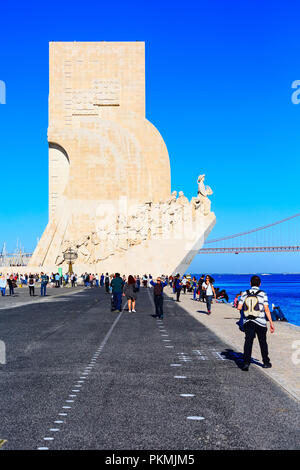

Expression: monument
xmin=29 ymin=42 xmax=216 ymax=275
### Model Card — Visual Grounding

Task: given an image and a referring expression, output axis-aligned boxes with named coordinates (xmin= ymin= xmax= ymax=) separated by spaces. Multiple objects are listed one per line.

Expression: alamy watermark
xmin=291 ymin=80 xmax=300 ymax=104
xmin=291 ymin=340 xmax=300 ymax=365
xmin=0 ymin=80 xmax=6 ymax=104
xmin=0 ymin=340 xmax=6 ymax=364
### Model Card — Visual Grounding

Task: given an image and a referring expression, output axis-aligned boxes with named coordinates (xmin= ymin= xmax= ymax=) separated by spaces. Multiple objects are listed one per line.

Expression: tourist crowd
xmin=0 ymin=270 xmax=280 ymax=371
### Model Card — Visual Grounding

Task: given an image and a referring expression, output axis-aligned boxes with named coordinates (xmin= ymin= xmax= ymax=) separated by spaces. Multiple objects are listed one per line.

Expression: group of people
xmin=0 ymin=268 xmax=277 ymax=372
xmin=0 ymin=272 xmax=55 ymax=297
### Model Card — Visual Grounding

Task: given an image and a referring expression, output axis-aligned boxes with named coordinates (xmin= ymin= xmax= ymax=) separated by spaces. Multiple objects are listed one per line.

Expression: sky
xmin=0 ymin=0 xmax=299 ymax=272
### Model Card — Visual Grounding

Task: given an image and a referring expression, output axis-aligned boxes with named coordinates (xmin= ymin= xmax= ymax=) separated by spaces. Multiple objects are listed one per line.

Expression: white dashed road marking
xmin=38 ymin=304 xmax=126 ymax=450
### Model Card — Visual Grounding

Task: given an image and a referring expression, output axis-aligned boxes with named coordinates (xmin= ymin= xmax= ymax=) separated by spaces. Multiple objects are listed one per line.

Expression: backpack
xmin=154 ymin=283 xmax=163 ymax=296
xmin=29 ymin=278 xmax=34 ymax=285
xmin=243 ymin=290 xmax=262 ymax=318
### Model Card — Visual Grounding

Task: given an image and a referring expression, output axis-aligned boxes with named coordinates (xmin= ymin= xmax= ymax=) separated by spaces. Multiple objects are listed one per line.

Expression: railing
xmin=199 ymin=246 xmax=300 ymax=254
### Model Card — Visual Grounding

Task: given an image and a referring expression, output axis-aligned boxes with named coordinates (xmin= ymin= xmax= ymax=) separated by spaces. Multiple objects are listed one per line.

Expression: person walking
xmin=202 ymin=275 xmax=216 ymax=314
xmin=28 ymin=274 xmax=35 ymax=296
xmin=0 ymin=274 xmax=6 ymax=296
xmin=191 ymin=276 xmax=197 ymax=300
xmin=110 ymin=273 xmax=124 ymax=312
xmin=150 ymin=277 xmax=167 ymax=319
xmin=104 ymin=273 xmax=110 ymax=293
xmin=123 ymin=275 xmax=138 ymax=312
xmin=142 ymin=274 xmax=148 ymax=288
xmin=136 ymin=275 xmax=141 ymax=292
xmin=55 ymin=273 xmax=60 ymax=288
xmin=174 ymin=275 xmax=182 ymax=302
xmin=198 ymin=275 xmax=205 ymax=301
xmin=7 ymin=275 xmax=15 ymax=296
xmin=40 ymin=272 xmax=48 ymax=296
xmin=238 ymin=275 xmax=275 ymax=371
xmin=181 ymin=275 xmax=187 ymax=294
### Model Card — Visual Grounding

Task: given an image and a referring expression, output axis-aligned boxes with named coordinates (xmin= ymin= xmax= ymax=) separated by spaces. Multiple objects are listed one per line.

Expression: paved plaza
xmin=0 ymin=286 xmax=299 ymax=450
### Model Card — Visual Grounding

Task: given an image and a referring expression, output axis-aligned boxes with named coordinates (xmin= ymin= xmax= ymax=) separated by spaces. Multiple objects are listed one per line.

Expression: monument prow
xmin=29 ymin=42 xmax=216 ymax=274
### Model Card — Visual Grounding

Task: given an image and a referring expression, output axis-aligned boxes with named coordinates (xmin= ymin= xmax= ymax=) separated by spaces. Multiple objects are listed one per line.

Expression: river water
xmin=192 ymin=273 xmax=300 ymax=327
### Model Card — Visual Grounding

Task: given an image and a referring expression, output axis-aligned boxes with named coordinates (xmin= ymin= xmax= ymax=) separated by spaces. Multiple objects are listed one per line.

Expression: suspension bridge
xmin=1 ymin=213 xmax=299 ymax=266
xmin=199 ymin=212 xmax=300 ymax=254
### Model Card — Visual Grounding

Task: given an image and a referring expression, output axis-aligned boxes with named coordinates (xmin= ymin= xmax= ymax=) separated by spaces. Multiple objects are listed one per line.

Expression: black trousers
xmin=176 ymin=288 xmax=181 ymax=301
xmin=243 ymin=321 xmax=270 ymax=365
xmin=154 ymin=295 xmax=164 ymax=318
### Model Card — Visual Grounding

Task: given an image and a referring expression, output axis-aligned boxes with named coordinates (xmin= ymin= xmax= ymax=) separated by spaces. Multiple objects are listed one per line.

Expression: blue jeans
xmin=1 ymin=288 xmax=5 ymax=296
xmin=112 ymin=292 xmax=122 ymax=311
xmin=193 ymin=287 xmax=197 ymax=300
xmin=206 ymin=295 xmax=213 ymax=312
xmin=154 ymin=295 xmax=164 ymax=318
xmin=41 ymin=283 xmax=47 ymax=296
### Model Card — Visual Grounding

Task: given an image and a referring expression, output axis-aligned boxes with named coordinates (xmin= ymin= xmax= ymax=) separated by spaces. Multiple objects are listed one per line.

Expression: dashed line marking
xmin=187 ymin=416 xmax=205 ymax=421
xmin=37 ymin=304 xmax=126 ymax=450
xmin=170 ymin=364 xmax=182 ymax=367
xmin=174 ymin=376 xmax=187 ymax=379
xmin=180 ymin=394 xmax=195 ymax=397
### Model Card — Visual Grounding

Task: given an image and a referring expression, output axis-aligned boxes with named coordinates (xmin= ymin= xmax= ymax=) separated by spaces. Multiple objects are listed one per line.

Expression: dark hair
xmin=250 ymin=275 xmax=261 ymax=287
xmin=128 ymin=275 xmax=135 ymax=285
xmin=115 ymin=273 xmax=120 ymax=277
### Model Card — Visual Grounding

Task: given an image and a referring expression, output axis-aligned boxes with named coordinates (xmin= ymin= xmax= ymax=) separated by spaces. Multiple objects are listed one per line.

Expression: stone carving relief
xmin=55 ymin=177 xmax=213 ymax=266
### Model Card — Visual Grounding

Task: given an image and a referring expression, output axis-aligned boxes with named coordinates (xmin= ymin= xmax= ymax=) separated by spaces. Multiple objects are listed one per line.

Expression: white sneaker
xmin=132 ymin=309 xmax=136 ymax=312
xmin=128 ymin=310 xmax=132 ymax=313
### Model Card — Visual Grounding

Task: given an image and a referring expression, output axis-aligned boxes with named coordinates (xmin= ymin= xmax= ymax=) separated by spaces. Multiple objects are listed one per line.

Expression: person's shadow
xmin=221 ymin=349 xmax=263 ymax=369
xmin=197 ymin=310 xmax=209 ymax=315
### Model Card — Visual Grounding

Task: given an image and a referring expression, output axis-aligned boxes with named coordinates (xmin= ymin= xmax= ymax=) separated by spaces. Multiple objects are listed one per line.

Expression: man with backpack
xmin=150 ymin=277 xmax=167 ymax=319
xmin=238 ymin=275 xmax=275 ymax=371
xmin=110 ymin=273 xmax=124 ymax=312
xmin=40 ymin=272 xmax=48 ymax=296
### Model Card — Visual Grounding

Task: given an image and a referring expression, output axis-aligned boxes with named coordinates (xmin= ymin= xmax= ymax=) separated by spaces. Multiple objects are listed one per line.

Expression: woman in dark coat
xmin=123 ymin=275 xmax=137 ymax=312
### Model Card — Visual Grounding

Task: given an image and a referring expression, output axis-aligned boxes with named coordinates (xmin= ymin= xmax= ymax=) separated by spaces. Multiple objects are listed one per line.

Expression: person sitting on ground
xmin=271 ymin=304 xmax=287 ymax=322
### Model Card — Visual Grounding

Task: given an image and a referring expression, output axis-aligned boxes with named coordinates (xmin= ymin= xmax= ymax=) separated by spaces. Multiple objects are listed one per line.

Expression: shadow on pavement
xmin=221 ymin=348 xmax=263 ymax=369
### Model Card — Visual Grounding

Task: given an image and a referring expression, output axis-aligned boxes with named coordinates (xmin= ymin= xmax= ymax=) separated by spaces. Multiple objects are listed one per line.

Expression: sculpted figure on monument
xmin=197 ymin=174 xmax=213 ymax=197
xmin=196 ymin=174 xmax=213 ymax=216
xmin=177 ymin=191 xmax=189 ymax=206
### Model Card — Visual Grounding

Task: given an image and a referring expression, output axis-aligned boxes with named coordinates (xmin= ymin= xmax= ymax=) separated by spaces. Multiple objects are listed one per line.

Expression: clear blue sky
xmin=0 ymin=0 xmax=299 ymax=272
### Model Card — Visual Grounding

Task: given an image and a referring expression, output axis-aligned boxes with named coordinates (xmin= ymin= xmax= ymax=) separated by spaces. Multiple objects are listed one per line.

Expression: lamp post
xmin=63 ymin=248 xmax=78 ymax=275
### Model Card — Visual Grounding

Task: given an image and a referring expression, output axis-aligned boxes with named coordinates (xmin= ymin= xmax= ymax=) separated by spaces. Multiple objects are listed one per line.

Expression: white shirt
xmin=202 ymin=282 xmax=213 ymax=296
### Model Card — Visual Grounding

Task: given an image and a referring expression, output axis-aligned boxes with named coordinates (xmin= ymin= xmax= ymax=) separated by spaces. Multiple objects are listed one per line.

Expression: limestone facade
xmin=29 ymin=42 xmax=216 ymax=275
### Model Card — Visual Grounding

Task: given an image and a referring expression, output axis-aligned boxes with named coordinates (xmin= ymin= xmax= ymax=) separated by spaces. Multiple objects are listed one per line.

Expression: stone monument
xmin=29 ymin=42 xmax=216 ymax=275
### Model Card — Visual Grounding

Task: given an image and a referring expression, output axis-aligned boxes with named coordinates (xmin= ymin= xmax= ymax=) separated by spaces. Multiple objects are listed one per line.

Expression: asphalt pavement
xmin=0 ymin=286 xmax=299 ymax=450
